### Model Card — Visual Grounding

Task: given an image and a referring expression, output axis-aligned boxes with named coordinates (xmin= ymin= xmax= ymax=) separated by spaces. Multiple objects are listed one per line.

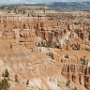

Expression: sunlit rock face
xmin=0 ymin=11 xmax=90 ymax=90
xmin=0 ymin=15 xmax=37 ymax=53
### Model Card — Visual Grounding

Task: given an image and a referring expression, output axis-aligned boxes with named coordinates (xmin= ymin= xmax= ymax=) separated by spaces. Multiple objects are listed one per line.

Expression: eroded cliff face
xmin=0 ymin=12 xmax=90 ymax=90
xmin=36 ymin=20 xmax=90 ymax=49
xmin=0 ymin=15 xmax=66 ymax=90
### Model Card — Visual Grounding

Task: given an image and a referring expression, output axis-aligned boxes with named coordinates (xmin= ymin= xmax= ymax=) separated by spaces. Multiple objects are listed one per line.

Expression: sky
xmin=0 ymin=0 xmax=89 ymax=4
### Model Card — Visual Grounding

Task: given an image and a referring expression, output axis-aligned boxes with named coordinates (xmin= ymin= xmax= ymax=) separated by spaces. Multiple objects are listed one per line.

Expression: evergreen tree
xmin=2 ymin=69 xmax=9 ymax=79
xmin=5 ymin=69 xmax=9 ymax=78
xmin=0 ymin=78 xmax=10 ymax=90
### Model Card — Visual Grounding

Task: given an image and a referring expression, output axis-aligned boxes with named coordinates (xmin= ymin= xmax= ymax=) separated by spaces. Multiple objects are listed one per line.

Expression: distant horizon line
xmin=0 ymin=1 xmax=90 ymax=5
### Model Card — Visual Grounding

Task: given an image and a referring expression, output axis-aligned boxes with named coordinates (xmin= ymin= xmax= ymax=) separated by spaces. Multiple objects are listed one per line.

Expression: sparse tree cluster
xmin=0 ymin=69 xmax=10 ymax=90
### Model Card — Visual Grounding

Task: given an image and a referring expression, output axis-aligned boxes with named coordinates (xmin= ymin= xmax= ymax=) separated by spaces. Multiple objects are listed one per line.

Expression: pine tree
xmin=0 ymin=78 xmax=10 ymax=90
xmin=5 ymin=69 xmax=9 ymax=78
xmin=2 ymin=69 xmax=9 ymax=80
